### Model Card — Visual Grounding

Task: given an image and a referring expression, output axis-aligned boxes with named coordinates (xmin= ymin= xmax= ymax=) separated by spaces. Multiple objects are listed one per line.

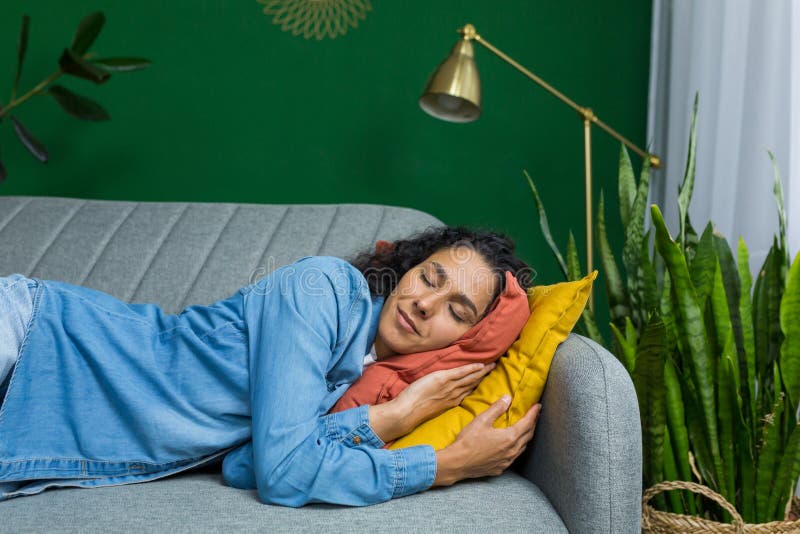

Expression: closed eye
xmin=420 ymin=271 xmax=465 ymax=323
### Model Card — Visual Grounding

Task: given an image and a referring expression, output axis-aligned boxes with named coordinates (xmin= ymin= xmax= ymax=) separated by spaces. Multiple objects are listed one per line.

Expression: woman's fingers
xmin=450 ymin=363 xmax=486 ymax=378
xmin=454 ymin=362 xmax=496 ymax=385
xmin=481 ymin=395 xmax=512 ymax=424
xmin=513 ymin=404 xmax=541 ymax=441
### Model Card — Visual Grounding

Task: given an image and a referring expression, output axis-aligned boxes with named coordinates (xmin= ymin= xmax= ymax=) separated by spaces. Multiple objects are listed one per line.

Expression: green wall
xmin=0 ymin=1 xmax=652 ymax=333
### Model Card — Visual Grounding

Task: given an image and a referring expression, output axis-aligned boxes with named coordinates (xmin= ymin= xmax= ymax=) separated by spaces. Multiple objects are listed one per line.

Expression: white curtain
xmin=647 ymin=0 xmax=799 ymax=274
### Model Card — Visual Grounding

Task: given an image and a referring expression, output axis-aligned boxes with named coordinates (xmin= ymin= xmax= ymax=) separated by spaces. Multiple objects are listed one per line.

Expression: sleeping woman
xmin=0 ymin=225 xmax=540 ymax=506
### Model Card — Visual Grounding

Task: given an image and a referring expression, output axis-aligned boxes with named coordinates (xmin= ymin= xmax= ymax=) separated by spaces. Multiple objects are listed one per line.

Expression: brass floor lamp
xmin=419 ymin=24 xmax=661 ymax=310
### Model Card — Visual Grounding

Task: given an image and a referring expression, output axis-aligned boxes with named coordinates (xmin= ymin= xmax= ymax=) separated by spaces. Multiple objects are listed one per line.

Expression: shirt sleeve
xmin=226 ymin=256 xmax=437 ymax=507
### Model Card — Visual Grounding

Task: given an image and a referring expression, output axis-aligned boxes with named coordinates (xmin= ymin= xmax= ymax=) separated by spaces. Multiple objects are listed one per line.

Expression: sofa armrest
xmin=510 ymin=333 xmax=642 ymax=533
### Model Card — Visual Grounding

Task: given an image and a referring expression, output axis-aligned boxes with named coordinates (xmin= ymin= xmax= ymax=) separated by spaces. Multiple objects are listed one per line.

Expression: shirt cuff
xmin=323 ymin=404 xmax=386 ymax=448
xmin=389 ymin=445 xmax=438 ymax=498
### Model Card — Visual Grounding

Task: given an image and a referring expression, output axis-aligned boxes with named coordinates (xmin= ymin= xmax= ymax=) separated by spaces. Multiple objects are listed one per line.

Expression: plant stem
xmin=1 ymin=70 xmax=62 ymax=120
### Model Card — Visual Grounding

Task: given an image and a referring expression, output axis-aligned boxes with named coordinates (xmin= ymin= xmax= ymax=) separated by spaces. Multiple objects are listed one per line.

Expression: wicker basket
xmin=642 ymin=481 xmax=800 ymax=533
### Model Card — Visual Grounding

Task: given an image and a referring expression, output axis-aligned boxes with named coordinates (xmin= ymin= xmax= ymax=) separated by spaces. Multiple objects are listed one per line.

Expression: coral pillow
xmin=329 ymin=270 xmax=531 ymax=422
xmin=387 ymin=270 xmax=596 ymax=451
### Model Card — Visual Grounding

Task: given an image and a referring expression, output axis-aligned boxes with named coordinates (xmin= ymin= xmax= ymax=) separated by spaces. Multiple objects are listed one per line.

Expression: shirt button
xmin=352 ymin=435 xmax=361 ymax=445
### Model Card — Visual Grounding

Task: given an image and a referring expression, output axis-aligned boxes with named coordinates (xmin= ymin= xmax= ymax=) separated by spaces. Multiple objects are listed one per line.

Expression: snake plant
xmin=527 ymin=93 xmax=800 ymax=523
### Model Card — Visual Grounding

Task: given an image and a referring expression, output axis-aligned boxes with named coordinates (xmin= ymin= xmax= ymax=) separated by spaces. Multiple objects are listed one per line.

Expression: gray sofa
xmin=0 ymin=196 xmax=642 ymax=533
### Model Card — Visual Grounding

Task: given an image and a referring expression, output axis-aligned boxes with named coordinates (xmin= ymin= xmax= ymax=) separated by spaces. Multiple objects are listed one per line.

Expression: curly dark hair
xmin=347 ymin=225 xmax=536 ymax=320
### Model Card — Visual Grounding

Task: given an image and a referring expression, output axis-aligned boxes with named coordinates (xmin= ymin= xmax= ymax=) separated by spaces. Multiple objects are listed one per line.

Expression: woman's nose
xmin=414 ymin=293 xmax=441 ymax=318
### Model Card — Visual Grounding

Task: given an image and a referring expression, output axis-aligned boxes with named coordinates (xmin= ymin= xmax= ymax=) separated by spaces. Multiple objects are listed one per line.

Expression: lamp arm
xmin=469 ymin=29 xmax=661 ymax=168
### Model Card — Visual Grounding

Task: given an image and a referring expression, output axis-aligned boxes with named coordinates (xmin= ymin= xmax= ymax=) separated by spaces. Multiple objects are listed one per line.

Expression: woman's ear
xmin=375 ymin=240 xmax=395 ymax=254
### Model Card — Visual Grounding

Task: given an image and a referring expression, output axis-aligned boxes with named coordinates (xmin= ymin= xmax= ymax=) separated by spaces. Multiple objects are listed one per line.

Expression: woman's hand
xmin=433 ymin=396 xmax=541 ymax=487
xmin=392 ymin=362 xmax=497 ymax=435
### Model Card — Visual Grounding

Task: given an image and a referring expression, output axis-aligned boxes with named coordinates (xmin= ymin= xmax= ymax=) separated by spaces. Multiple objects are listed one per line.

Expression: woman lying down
xmin=0 ymin=225 xmax=540 ymax=507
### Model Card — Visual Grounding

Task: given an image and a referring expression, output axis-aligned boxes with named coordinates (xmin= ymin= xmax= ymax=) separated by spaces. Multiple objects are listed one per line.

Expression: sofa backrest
xmin=0 ymin=196 xmax=443 ymax=314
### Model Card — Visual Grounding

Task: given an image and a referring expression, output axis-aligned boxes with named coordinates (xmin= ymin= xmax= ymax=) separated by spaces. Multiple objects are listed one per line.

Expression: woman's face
xmin=373 ymin=246 xmax=498 ymax=359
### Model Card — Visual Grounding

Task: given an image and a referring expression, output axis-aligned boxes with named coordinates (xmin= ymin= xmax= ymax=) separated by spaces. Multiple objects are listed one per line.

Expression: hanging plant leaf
xmin=59 ymin=48 xmax=110 ymax=84
xmin=13 ymin=14 xmax=31 ymax=98
xmin=0 ymin=154 xmax=6 ymax=182
xmin=10 ymin=116 xmax=49 ymax=163
xmin=70 ymin=11 xmax=105 ymax=55
xmin=49 ymin=85 xmax=110 ymax=121
xmin=91 ymin=57 xmax=151 ymax=72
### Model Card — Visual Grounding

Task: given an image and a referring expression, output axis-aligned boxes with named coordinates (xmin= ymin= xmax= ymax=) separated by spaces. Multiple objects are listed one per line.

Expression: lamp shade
xmin=419 ymin=39 xmax=481 ymax=123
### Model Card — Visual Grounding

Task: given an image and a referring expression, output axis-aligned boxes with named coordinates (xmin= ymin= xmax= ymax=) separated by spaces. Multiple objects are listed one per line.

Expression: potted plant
xmin=527 ymin=94 xmax=800 ymax=530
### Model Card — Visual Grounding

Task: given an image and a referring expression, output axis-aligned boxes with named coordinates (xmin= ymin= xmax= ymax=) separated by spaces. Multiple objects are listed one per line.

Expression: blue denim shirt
xmin=0 ymin=256 xmax=437 ymax=506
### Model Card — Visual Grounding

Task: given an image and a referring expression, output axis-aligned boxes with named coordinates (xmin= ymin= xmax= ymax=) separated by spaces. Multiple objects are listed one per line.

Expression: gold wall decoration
xmin=258 ymin=0 xmax=372 ymax=40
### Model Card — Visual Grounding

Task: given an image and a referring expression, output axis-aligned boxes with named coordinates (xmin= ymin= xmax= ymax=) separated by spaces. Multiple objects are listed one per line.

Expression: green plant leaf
xmin=623 ymin=157 xmax=651 ymax=272
xmin=71 ymin=11 xmax=106 ymax=55
xmin=59 ymin=48 xmax=110 ymax=84
xmin=623 ymin=157 xmax=652 ymax=325
xmin=720 ymin=348 xmax=756 ymax=522
xmin=579 ymin=306 xmax=605 ymax=346
xmin=766 ymin=423 xmax=800 ymax=521
xmin=716 ymin=340 xmax=736 ymax=508
xmin=766 ymin=238 xmax=786 ymax=380
xmin=610 ymin=322 xmax=635 ymax=373
xmin=524 ymin=170 xmax=567 ymax=278
xmin=737 ymin=237 xmax=757 ymax=430
xmin=755 ymin=393 xmax=785 ymax=523
xmin=625 ymin=316 xmax=638 ymax=354
xmin=652 ymin=203 xmax=724 ymax=495
xmin=754 ymin=245 xmax=772 ymax=386
xmin=710 ymin=257 xmax=731 ymax=358
xmin=713 ymin=232 xmax=753 ymax=427
xmin=767 ymin=150 xmax=787 ymax=260
xmin=639 ymin=229 xmax=659 ymax=315
xmin=10 ymin=116 xmax=48 ymax=163
xmin=684 ymin=217 xmax=700 ymax=261
xmin=689 ymin=222 xmax=716 ymax=310
xmin=48 ymin=85 xmax=110 ymax=121
xmin=566 ymin=231 xmax=581 ymax=282
xmin=682 ymin=375 xmax=718 ymax=490
xmin=91 ymin=57 xmax=151 ymax=72
xmin=596 ymin=191 xmax=629 ymax=323
xmin=779 ymin=252 xmax=800 ymax=410
xmin=723 ymin=351 xmax=756 ymax=522
xmin=665 ymin=358 xmax=696 ymax=515
xmin=660 ymin=271 xmax=679 ymax=354
xmin=633 ymin=313 xmax=667 ymax=492
xmin=618 ymin=144 xmax=636 ymax=228
xmin=13 ymin=14 xmax=30 ymax=99
xmin=661 ymin=426 xmax=684 ymax=513
xmin=678 ymin=93 xmax=699 ymax=250
xmin=753 ymin=238 xmax=785 ymax=411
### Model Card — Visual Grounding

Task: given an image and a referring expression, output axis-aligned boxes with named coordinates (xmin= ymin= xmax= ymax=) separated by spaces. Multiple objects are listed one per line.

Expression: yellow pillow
xmin=388 ymin=271 xmax=597 ymax=451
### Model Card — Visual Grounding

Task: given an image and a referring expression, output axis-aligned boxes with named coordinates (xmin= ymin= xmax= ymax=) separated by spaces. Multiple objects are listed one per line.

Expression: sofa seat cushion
xmin=2 ymin=468 xmax=567 ymax=532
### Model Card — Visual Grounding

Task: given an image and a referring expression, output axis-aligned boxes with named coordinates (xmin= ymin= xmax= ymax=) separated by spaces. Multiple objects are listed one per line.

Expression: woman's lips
xmin=397 ymin=308 xmax=418 ymax=335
